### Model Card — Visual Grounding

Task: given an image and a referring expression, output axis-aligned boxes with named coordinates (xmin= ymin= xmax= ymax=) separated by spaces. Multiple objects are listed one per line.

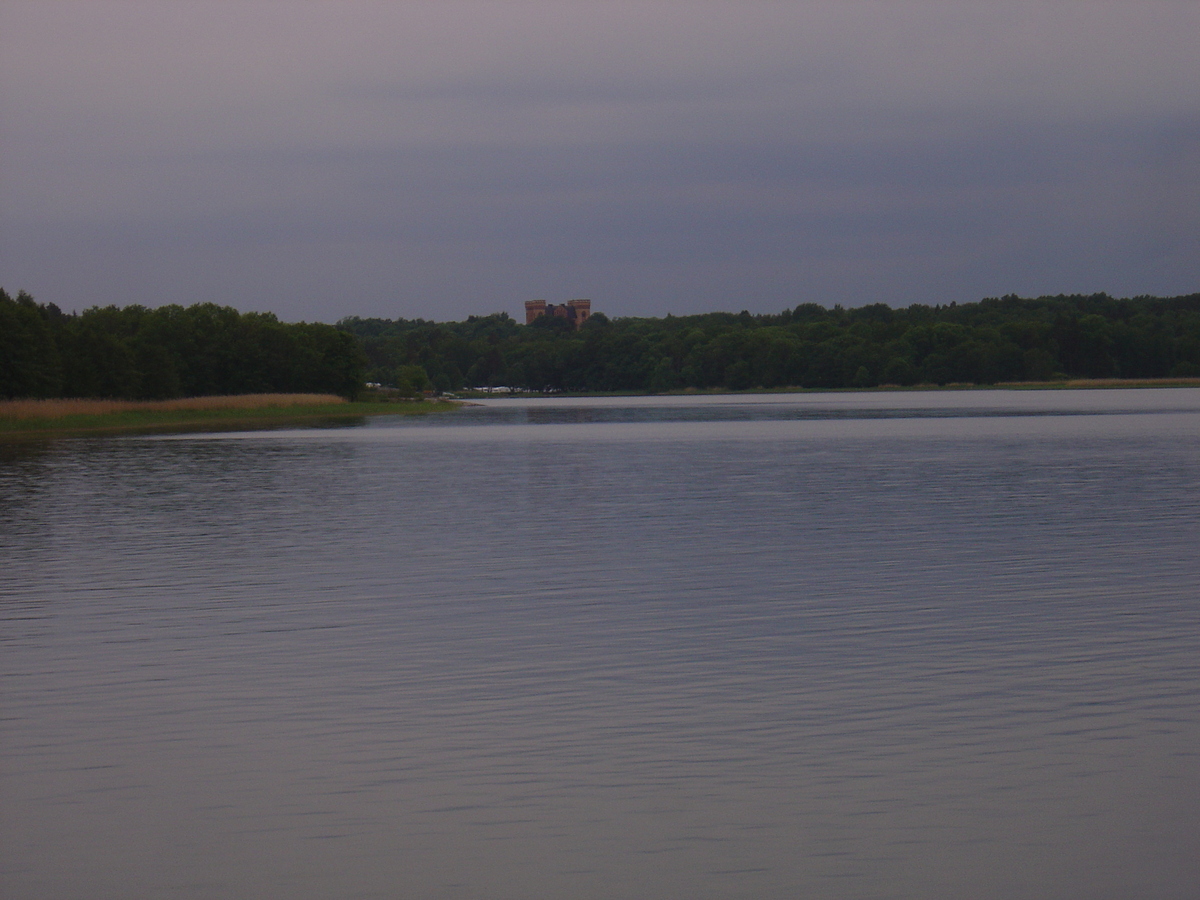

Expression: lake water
xmin=3 ymin=389 xmax=1199 ymax=900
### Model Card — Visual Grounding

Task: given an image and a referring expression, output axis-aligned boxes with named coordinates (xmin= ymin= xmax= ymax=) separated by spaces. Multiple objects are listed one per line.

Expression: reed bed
xmin=0 ymin=394 xmax=346 ymax=420
xmin=1063 ymin=377 xmax=1200 ymax=387
xmin=996 ymin=377 xmax=1200 ymax=390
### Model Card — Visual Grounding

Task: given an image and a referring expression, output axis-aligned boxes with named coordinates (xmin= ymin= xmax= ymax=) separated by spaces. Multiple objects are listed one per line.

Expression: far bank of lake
xmin=454 ymin=375 xmax=1200 ymax=399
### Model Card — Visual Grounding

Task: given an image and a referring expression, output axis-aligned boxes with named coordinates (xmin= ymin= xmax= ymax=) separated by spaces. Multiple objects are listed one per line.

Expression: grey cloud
xmin=1 ymin=2 xmax=1197 ymax=321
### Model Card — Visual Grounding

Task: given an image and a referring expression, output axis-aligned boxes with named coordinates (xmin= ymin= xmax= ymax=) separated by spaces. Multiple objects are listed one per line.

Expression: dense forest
xmin=4 ymin=288 xmax=1200 ymax=399
xmin=0 ymin=289 xmax=365 ymax=400
xmin=341 ymin=292 xmax=1200 ymax=393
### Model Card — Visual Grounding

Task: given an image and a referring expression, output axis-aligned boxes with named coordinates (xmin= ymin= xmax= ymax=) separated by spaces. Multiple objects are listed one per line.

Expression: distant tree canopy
xmin=4 ymin=289 xmax=1199 ymax=400
xmin=0 ymin=290 xmax=366 ymax=400
xmin=339 ymin=293 xmax=1200 ymax=393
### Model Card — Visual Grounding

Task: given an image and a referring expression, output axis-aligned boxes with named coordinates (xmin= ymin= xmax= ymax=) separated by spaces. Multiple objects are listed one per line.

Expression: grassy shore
xmin=0 ymin=394 xmax=459 ymax=439
xmin=1002 ymin=377 xmax=1200 ymax=389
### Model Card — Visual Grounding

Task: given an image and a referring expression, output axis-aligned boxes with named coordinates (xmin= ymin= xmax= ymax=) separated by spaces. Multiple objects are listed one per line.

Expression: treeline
xmin=1 ymin=289 xmax=365 ymax=400
xmin=340 ymin=293 xmax=1200 ymax=393
xmin=6 ymin=289 xmax=1200 ymax=400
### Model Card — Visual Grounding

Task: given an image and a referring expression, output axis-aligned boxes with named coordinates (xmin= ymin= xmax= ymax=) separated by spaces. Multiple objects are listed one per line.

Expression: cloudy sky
xmin=1 ymin=2 xmax=1197 ymax=323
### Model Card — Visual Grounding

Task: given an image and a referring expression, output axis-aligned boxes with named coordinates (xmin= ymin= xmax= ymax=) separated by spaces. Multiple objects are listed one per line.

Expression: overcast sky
xmin=2 ymin=2 xmax=1197 ymax=323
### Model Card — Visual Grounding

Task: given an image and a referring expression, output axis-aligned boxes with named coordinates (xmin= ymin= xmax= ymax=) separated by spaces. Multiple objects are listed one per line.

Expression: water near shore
xmin=4 ymin=390 xmax=1199 ymax=899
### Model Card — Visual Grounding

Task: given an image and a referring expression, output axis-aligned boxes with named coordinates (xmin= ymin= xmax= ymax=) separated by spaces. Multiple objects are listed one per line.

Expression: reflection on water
xmin=3 ymin=390 xmax=1200 ymax=899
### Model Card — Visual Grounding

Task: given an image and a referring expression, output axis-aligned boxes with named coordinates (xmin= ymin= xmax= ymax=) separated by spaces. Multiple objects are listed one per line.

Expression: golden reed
xmin=0 ymin=394 xmax=346 ymax=420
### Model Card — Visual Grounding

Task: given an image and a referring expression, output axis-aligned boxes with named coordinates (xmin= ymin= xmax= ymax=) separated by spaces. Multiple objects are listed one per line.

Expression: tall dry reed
xmin=0 ymin=394 xmax=346 ymax=420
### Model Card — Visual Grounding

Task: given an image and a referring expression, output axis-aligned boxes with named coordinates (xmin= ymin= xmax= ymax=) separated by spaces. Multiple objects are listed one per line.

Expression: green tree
xmin=0 ymin=289 xmax=62 ymax=398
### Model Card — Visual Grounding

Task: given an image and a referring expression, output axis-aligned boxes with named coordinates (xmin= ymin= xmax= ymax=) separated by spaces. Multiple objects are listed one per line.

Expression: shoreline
xmin=455 ymin=377 xmax=1200 ymax=399
xmin=5 ymin=378 xmax=1199 ymax=438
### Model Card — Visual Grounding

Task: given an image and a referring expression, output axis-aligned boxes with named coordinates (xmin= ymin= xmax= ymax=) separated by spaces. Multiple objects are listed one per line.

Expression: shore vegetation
xmin=5 ymin=287 xmax=1199 ymax=402
xmin=1 ymin=290 xmax=366 ymax=401
xmin=0 ymin=393 xmax=455 ymax=439
xmin=340 ymin=292 xmax=1200 ymax=394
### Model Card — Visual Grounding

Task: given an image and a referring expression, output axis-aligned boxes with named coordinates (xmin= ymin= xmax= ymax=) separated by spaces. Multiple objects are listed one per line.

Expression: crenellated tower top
xmin=525 ymin=298 xmax=592 ymax=328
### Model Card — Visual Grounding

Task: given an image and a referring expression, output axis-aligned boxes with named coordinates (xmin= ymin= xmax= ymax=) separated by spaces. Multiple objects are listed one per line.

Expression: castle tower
xmin=525 ymin=298 xmax=592 ymax=328
xmin=567 ymin=299 xmax=591 ymax=327
xmin=525 ymin=299 xmax=547 ymax=325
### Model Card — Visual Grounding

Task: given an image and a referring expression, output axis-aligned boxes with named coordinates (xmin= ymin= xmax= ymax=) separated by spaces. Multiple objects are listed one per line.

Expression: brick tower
xmin=567 ymin=299 xmax=591 ymax=326
xmin=524 ymin=299 xmax=547 ymax=325
xmin=525 ymin=298 xmax=592 ymax=329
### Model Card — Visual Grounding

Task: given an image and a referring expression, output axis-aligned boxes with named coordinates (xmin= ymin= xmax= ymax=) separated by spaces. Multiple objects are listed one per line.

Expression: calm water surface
xmin=3 ymin=390 xmax=1199 ymax=899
